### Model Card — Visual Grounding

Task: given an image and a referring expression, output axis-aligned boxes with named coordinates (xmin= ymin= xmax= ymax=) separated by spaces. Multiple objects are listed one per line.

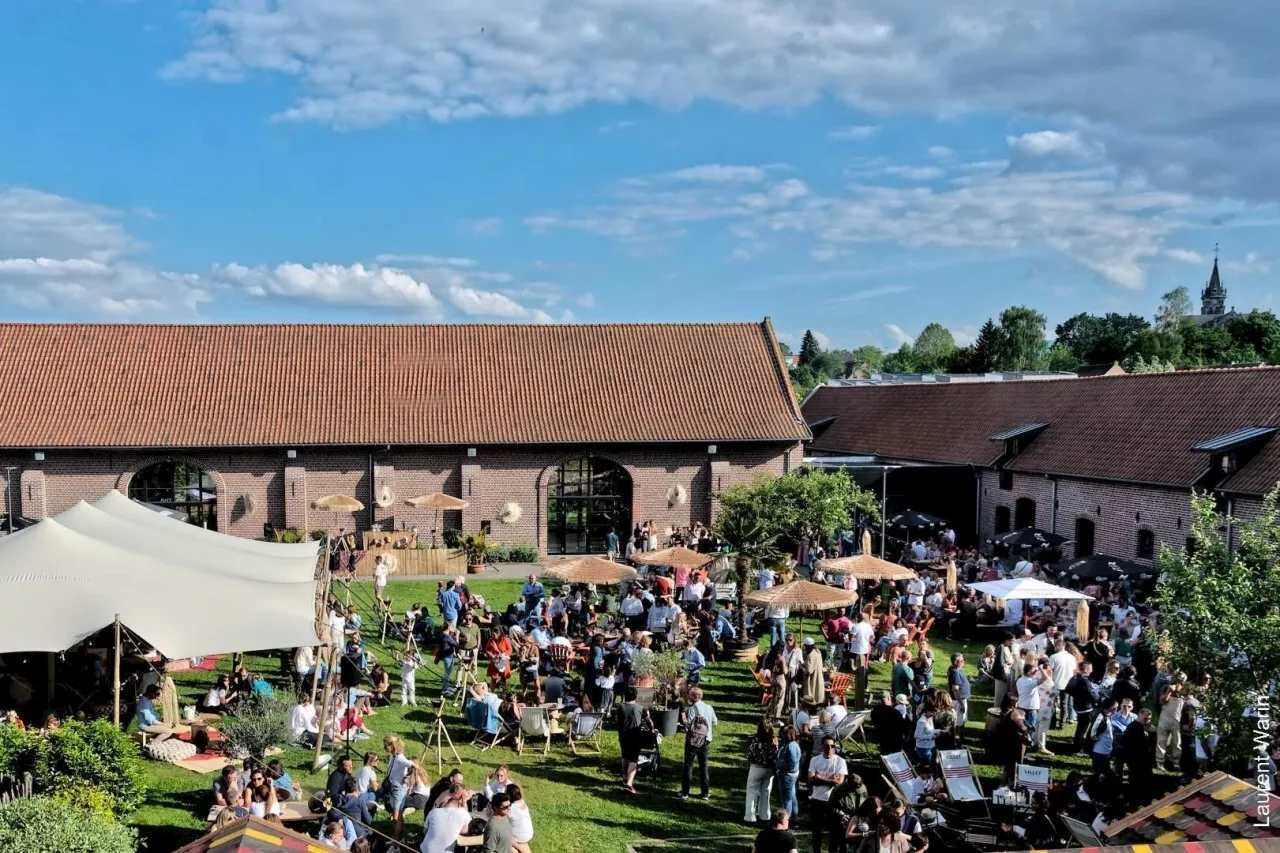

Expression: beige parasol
xmin=404 ymin=493 xmax=470 ymax=547
xmin=543 ymin=556 xmax=637 ymax=585
xmin=745 ymin=579 xmax=858 ymax=611
xmin=815 ymin=553 xmax=918 ymax=581
xmin=312 ymin=494 xmax=365 ymax=511
xmin=633 ymin=546 xmax=714 ymax=571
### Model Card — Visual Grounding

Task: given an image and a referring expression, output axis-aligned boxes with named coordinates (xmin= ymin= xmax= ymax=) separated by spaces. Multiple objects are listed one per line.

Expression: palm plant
xmin=714 ymin=510 xmax=782 ymax=640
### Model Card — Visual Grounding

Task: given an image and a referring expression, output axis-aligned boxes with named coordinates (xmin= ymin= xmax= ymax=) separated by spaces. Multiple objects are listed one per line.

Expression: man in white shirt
xmin=647 ymin=599 xmax=678 ymax=634
xmin=905 ymin=577 xmax=925 ymax=608
xmin=529 ymin=624 xmax=552 ymax=650
xmin=807 ymin=735 xmax=848 ymax=845
xmin=824 ymin=698 xmax=848 ymax=726
xmin=373 ymin=555 xmax=390 ymax=601
xmin=911 ymin=540 xmax=927 ymax=561
xmin=765 ymin=604 xmax=790 ymax=648
xmin=1016 ymin=661 xmax=1050 ymax=748
xmin=327 ymin=608 xmax=346 ymax=647
xmin=1012 ymin=558 xmax=1035 ymax=578
xmin=684 ymin=577 xmax=706 ymax=607
xmin=289 ymin=695 xmax=320 ymax=747
xmin=1004 ymin=598 xmax=1024 ymax=625
xmin=758 ymin=567 xmax=775 ymax=590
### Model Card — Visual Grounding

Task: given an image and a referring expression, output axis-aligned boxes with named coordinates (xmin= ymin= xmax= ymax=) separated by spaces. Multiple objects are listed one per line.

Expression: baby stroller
xmin=635 ymin=730 xmax=663 ymax=779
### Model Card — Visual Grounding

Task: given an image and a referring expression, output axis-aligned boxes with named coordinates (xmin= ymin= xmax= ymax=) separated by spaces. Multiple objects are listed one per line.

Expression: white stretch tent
xmin=0 ymin=492 xmax=321 ymax=659
xmin=966 ymin=578 xmax=1090 ymax=601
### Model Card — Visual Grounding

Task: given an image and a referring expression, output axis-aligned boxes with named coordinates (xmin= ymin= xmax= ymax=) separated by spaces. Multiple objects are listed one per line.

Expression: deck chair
xmin=1014 ymin=763 xmax=1050 ymax=797
xmin=546 ymin=643 xmax=576 ymax=672
xmin=881 ymin=751 xmax=928 ymax=805
xmin=827 ymin=672 xmax=853 ymax=704
xmin=938 ymin=749 xmax=990 ymax=817
xmin=1061 ymin=815 xmax=1105 ymax=848
xmin=567 ymin=711 xmax=604 ymax=755
xmin=916 ymin=616 xmax=936 ymax=643
xmin=516 ymin=706 xmax=551 ymax=755
xmin=752 ymin=670 xmax=774 ymax=707
xmin=834 ymin=709 xmax=871 ymax=756
xmin=464 ymin=696 xmax=514 ymax=752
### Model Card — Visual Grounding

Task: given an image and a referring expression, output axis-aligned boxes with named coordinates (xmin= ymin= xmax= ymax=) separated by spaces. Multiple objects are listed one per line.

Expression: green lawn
xmin=131 ymin=579 xmax=1173 ymax=851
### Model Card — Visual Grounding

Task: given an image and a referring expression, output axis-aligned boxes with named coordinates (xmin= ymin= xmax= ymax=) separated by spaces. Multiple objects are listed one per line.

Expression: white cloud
xmin=833 ymin=284 xmax=915 ymax=303
xmin=1165 ymin=248 xmax=1207 ymax=265
xmin=882 ymin=165 xmax=945 ymax=181
xmin=1225 ymin=251 xmax=1270 ymax=274
xmin=463 ymin=217 xmax=503 ymax=236
xmin=374 ymin=254 xmax=475 ymax=267
xmin=664 ymin=164 xmax=769 ymax=183
xmin=445 ymin=283 xmax=553 ymax=321
xmin=952 ymin=324 xmax=978 ymax=346
xmin=212 ymin=262 xmax=444 ymax=314
xmin=812 ymin=330 xmax=832 ymax=348
xmin=1006 ymin=130 xmax=1105 ymax=169
xmin=885 ymin=323 xmax=914 ymax=345
xmin=927 ymin=146 xmax=954 ymax=159
xmin=163 ymin=0 xmax=1280 ymax=201
xmin=829 ymin=125 xmax=881 ymax=140
xmin=0 ymin=189 xmax=208 ymax=317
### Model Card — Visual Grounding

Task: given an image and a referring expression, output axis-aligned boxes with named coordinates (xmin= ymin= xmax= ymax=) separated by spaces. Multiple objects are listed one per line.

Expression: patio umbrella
xmin=815 ymin=553 xmax=917 ymax=581
xmin=633 ymin=546 xmax=714 ymax=571
xmin=543 ymin=556 xmax=637 ymax=585
xmin=966 ymin=577 xmax=1090 ymax=601
xmin=988 ymin=527 xmax=1070 ymax=552
xmin=404 ymin=492 xmax=470 ymax=546
xmin=745 ymin=579 xmax=858 ymax=636
xmin=1048 ymin=554 xmax=1156 ymax=584
xmin=312 ymin=494 xmax=364 ymax=511
xmin=885 ymin=509 xmax=947 ymax=536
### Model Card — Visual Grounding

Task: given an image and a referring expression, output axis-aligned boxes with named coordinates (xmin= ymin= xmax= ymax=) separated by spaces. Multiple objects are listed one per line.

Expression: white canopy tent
xmin=966 ymin=578 xmax=1090 ymax=601
xmin=0 ymin=493 xmax=322 ymax=659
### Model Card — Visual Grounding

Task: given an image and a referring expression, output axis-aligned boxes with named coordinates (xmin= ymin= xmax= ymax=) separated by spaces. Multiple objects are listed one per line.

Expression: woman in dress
xmin=485 ymin=628 xmax=514 ymax=686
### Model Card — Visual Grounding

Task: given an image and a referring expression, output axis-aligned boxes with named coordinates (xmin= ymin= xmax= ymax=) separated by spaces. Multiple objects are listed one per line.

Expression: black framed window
xmin=1136 ymin=529 xmax=1156 ymax=560
xmin=994 ymin=505 xmax=1011 ymax=534
xmin=1014 ymin=497 xmax=1037 ymax=530
xmin=547 ymin=458 xmax=632 ymax=556
xmin=998 ymin=471 xmax=1013 ymax=491
xmin=128 ymin=460 xmax=218 ymax=530
xmin=1075 ymin=518 xmax=1096 ymax=558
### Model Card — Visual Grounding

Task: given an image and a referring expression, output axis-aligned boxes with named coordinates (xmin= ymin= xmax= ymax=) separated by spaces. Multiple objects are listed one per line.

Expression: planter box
xmin=652 ymin=707 xmax=680 ymax=737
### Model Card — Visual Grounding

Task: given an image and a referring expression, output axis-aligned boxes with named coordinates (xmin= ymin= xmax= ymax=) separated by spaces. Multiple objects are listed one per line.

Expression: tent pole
xmin=313 ymin=652 xmax=337 ymax=771
xmin=112 ymin=614 xmax=122 ymax=728
xmin=879 ymin=469 xmax=887 ymax=559
xmin=310 ymin=534 xmax=334 ymax=707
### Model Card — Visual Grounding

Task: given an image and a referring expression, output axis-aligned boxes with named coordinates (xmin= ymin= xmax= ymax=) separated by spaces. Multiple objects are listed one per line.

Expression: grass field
xmin=131 ymin=578 xmax=1174 ymax=852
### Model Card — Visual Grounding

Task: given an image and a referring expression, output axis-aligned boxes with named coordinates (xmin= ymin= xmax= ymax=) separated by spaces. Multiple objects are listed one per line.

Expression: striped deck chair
xmin=881 ymin=751 xmax=927 ymax=805
xmin=938 ymin=749 xmax=990 ymax=817
xmin=1014 ymin=763 xmax=1051 ymax=798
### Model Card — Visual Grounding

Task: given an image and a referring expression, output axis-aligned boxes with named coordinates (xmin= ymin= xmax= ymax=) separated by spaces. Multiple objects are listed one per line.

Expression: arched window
xmin=1136 ymin=528 xmax=1156 ymax=560
xmin=1014 ymin=497 xmax=1037 ymax=530
xmin=994 ymin=505 xmax=1012 ymax=534
xmin=1075 ymin=518 xmax=1096 ymax=558
xmin=546 ymin=458 xmax=633 ymax=555
xmin=128 ymin=460 xmax=218 ymax=530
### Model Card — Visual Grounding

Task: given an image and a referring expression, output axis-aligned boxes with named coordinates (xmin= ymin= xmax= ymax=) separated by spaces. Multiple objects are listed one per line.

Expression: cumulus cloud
xmin=0 ymin=189 xmax=208 ymax=317
xmin=1225 ymin=251 xmax=1270 ymax=274
xmin=212 ymin=262 xmax=444 ymax=314
xmin=664 ymin=164 xmax=769 ymax=183
xmin=163 ymin=0 xmax=1280 ymax=201
xmin=885 ymin=324 xmax=914 ymax=345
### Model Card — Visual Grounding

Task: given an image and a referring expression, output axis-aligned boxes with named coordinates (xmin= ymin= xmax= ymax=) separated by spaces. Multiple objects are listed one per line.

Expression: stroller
xmin=635 ymin=730 xmax=663 ymax=778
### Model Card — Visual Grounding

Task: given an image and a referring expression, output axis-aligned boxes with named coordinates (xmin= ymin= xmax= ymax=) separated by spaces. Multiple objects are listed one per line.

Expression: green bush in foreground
xmin=37 ymin=720 xmax=148 ymax=817
xmin=0 ymin=795 xmax=137 ymax=853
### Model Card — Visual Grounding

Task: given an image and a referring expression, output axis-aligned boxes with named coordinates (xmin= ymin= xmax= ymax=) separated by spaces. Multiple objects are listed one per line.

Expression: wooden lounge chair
xmin=881 ymin=750 xmax=928 ymax=805
xmin=827 ymin=672 xmax=853 ymax=704
xmin=938 ymin=749 xmax=990 ymax=817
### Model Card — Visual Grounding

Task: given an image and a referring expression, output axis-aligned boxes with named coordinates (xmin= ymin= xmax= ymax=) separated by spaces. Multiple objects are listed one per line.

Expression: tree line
xmin=785 ymin=285 xmax=1280 ymax=399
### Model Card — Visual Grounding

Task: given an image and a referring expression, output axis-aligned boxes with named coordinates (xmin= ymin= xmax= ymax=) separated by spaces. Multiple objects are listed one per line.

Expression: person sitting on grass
xmin=402 ymin=759 xmax=432 ymax=813
xmin=213 ymin=765 xmax=242 ymax=808
xmin=268 ymin=759 xmax=302 ymax=802
xmin=242 ymin=767 xmax=280 ymax=818
xmin=333 ymin=777 xmax=373 ymax=837
xmin=507 ymin=783 xmax=535 ymax=853
xmin=368 ymin=663 xmax=391 ymax=706
xmin=199 ymin=675 xmax=230 ymax=715
xmin=320 ymin=819 xmax=353 ymax=849
xmin=421 ymin=784 xmax=471 ymax=853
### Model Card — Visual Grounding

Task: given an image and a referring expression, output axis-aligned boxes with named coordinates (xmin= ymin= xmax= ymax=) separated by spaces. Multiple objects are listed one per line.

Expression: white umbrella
xmin=967 ymin=578 xmax=1090 ymax=601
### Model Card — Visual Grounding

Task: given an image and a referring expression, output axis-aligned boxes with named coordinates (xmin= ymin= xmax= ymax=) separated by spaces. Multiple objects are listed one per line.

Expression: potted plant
xmin=633 ymin=647 xmax=687 ymax=736
xmin=461 ymin=532 xmax=489 ymax=574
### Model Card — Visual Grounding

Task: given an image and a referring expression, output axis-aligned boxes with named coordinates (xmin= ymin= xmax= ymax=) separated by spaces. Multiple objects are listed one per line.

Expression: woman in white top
xmin=482 ymin=765 xmax=514 ymax=801
xmin=419 ymin=785 xmax=471 ymax=853
xmin=353 ymin=751 xmax=379 ymax=796
xmin=506 ymin=782 xmax=534 ymax=852
xmin=198 ymin=675 xmax=229 ymax=714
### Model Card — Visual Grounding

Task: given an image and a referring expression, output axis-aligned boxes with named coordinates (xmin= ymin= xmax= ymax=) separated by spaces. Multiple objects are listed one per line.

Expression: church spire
xmin=1201 ymin=245 xmax=1226 ymax=315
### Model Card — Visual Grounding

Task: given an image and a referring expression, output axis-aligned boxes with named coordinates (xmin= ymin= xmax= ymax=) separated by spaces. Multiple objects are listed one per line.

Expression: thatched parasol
xmin=633 ymin=546 xmax=714 ymax=571
xmin=312 ymin=494 xmax=364 ymax=511
xmin=745 ymin=579 xmax=857 ymax=611
xmin=815 ymin=553 xmax=917 ymax=581
xmin=543 ymin=556 xmax=637 ymax=585
xmin=404 ymin=492 xmax=470 ymax=547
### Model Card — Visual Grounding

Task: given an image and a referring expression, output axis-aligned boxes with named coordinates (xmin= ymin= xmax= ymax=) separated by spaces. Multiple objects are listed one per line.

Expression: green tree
xmin=912 ymin=323 xmax=956 ymax=372
xmin=1156 ymin=285 xmax=1193 ymax=331
xmin=882 ymin=343 xmax=918 ymax=373
xmin=1227 ymin=311 xmax=1280 ymax=364
xmin=847 ymin=345 xmax=885 ymax=376
xmin=798 ymin=330 xmax=822 ymax=368
xmin=1055 ymin=312 xmax=1150 ymax=365
xmin=1053 ymin=312 xmax=1103 ymax=363
xmin=788 ymin=364 xmax=821 ymax=400
xmin=948 ymin=319 xmax=1002 ymax=373
xmin=0 ymin=797 xmax=136 ymax=853
xmin=714 ymin=509 xmax=783 ymax=639
xmin=996 ymin=305 xmax=1048 ymax=370
xmin=1180 ymin=324 xmax=1260 ymax=366
xmin=1132 ymin=328 xmax=1184 ymax=366
xmin=1125 ymin=354 xmax=1176 ymax=373
xmin=32 ymin=721 xmax=147 ymax=818
xmin=1154 ymin=490 xmax=1280 ymax=765
xmin=1044 ymin=342 xmax=1081 ymax=371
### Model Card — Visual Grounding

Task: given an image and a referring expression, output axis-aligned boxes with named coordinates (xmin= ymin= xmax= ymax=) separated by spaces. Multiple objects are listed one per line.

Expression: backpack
xmin=686 ymin=707 xmax=711 ymax=749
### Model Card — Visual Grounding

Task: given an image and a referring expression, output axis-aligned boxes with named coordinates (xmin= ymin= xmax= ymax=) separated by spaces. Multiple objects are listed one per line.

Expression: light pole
xmin=3 ymin=466 xmax=16 ymax=534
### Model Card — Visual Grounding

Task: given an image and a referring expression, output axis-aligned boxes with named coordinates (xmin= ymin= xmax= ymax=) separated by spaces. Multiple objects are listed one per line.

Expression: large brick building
xmin=801 ymin=367 xmax=1280 ymax=563
xmin=0 ymin=322 xmax=809 ymax=555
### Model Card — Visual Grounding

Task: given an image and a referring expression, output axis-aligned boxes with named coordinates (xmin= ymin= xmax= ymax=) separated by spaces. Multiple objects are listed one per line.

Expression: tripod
xmin=448 ymin=651 xmax=479 ymax=708
xmin=424 ymin=690 xmax=461 ymax=773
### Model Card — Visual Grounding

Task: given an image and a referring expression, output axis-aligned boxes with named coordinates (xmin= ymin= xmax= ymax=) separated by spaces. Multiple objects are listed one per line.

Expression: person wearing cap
xmin=482 ymin=792 xmax=514 ymax=853
xmin=800 ymin=639 xmax=824 ymax=707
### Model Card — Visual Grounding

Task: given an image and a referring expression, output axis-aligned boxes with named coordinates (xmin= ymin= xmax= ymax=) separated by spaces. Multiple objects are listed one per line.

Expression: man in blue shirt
xmin=439 ymin=580 xmax=463 ymax=628
xmin=136 ymin=684 xmax=162 ymax=728
xmin=712 ymin=606 xmax=737 ymax=642
xmin=683 ymin=639 xmax=706 ymax=684
xmin=521 ymin=574 xmax=545 ymax=618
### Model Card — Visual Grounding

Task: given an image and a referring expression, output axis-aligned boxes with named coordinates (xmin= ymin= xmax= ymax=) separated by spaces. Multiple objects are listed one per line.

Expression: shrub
xmin=486 ymin=544 xmax=510 ymax=563
xmin=218 ymin=693 xmax=291 ymax=759
xmin=51 ymin=784 xmax=118 ymax=820
xmin=507 ymin=545 xmax=540 ymax=563
xmin=0 ymin=795 xmax=137 ymax=853
xmin=0 ymin=723 xmax=35 ymax=777
xmin=36 ymin=720 xmax=146 ymax=817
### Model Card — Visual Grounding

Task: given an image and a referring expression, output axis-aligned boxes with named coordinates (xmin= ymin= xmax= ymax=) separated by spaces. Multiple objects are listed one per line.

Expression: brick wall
xmin=979 ymin=469 xmax=1197 ymax=564
xmin=0 ymin=441 xmax=799 ymax=554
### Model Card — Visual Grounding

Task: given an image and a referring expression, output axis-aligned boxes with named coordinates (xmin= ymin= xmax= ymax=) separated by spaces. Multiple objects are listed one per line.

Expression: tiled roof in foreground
xmin=0 ymin=321 xmax=809 ymax=448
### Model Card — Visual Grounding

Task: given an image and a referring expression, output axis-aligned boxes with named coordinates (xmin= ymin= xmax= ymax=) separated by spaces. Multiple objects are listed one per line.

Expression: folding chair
xmin=516 ymin=706 xmax=551 ymax=755
xmin=881 ymin=751 xmax=928 ymax=805
xmin=827 ymin=672 xmax=852 ymax=704
xmin=937 ymin=749 xmax=991 ymax=818
xmin=1061 ymin=815 xmax=1105 ymax=848
xmin=567 ymin=711 xmax=604 ymax=755
xmin=835 ymin=709 xmax=872 ymax=756
xmin=1014 ymin=763 xmax=1050 ymax=798
xmin=465 ymin=696 xmax=515 ymax=752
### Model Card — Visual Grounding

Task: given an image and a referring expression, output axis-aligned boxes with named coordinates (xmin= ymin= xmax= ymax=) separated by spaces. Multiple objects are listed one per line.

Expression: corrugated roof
xmin=0 ymin=322 xmax=809 ymax=448
xmin=1191 ymin=426 xmax=1276 ymax=453
xmin=801 ymin=367 xmax=1280 ymax=494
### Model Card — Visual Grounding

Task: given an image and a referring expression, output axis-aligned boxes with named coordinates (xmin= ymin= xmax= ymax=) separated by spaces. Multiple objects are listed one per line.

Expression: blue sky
xmin=1 ymin=1 xmax=1277 ymax=351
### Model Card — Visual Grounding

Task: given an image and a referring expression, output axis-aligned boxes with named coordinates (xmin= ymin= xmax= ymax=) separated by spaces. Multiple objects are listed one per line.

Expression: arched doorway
xmin=546 ymin=458 xmax=632 ymax=555
xmin=128 ymin=460 xmax=218 ymax=530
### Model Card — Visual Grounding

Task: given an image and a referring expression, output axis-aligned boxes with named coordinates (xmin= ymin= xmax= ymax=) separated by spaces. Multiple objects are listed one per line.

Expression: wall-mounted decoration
xmin=376 ymin=484 xmax=395 ymax=508
xmin=666 ymin=484 xmax=688 ymax=507
xmin=499 ymin=501 xmax=523 ymax=524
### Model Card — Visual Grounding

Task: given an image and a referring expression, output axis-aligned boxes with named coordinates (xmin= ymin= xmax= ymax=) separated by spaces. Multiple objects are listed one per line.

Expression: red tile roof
xmin=0 ymin=321 xmax=809 ymax=448
xmin=801 ymin=367 xmax=1280 ymax=494
xmin=1102 ymin=771 xmax=1279 ymax=846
